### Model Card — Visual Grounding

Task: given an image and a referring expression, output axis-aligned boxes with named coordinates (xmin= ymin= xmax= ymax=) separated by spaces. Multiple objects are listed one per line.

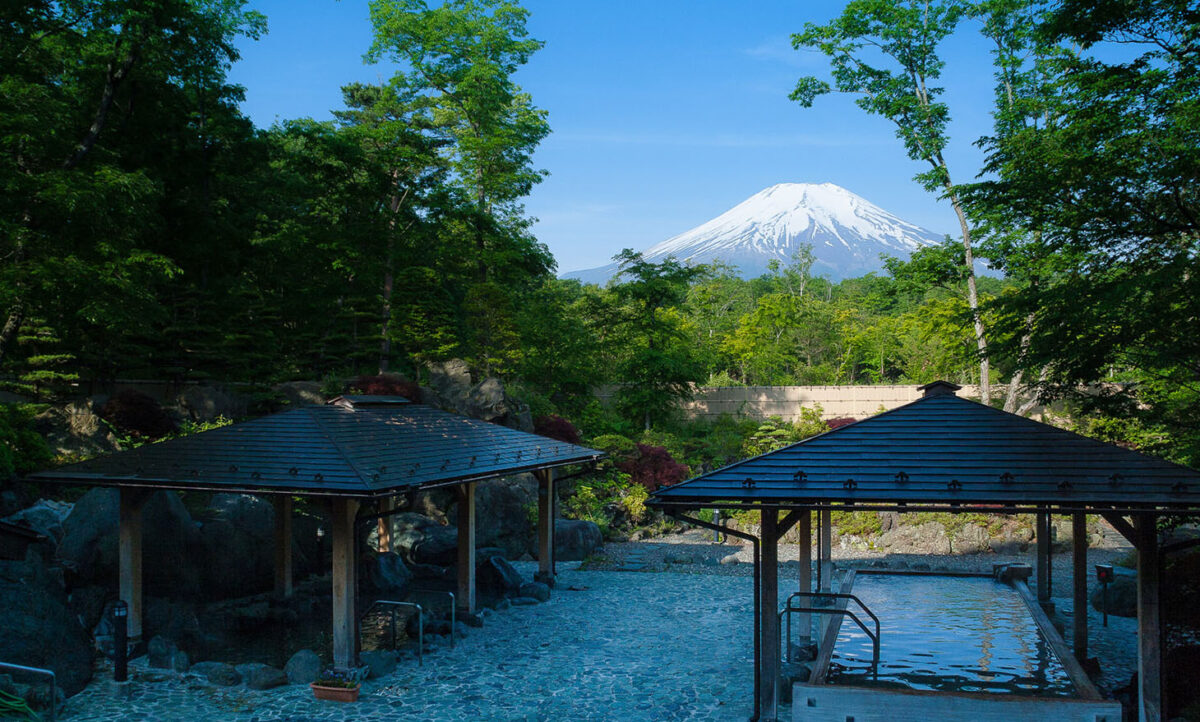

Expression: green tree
xmin=792 ymin=0 xmax=994 ymax=402
xmin=609 ymin=251 xmax=708 ymax=430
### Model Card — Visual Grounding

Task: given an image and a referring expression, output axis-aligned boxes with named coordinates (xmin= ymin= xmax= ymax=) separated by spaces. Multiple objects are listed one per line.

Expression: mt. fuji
xmin=563 ymin=183 xmax=944 ymax=284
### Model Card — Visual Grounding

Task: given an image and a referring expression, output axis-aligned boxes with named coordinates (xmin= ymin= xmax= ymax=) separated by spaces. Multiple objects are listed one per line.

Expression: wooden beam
xmin=819 ymin=509 xmax=832 ymax=592
xmin=1036 ymin=513 xmax=1051 ymax=605
xmin=1101 ymin=512 xmax=1141 ymax=550
xmin=536 ymin=468 xmax=555 ymax=584
xmin=118 ymin=488 xmax=149 ymax=639
xmin=1011 ymin=579 xmax=1103 ymax=700
xmin=457 ymin=482 xmax=477 ymax=614
xmin=1072 ymin=512 xmax=1087 ymax=663
xmin=797 ymin=510 xmax=812 ymax=643
xmin=779 ymin=510 xmax=799 ymax=537
xmin=272 ymin=495 xmax=293 ymax=598
xmin=760 ymin=508 xmax=780 ymax=721
xmin=330 ymin=497 xmax=360 ymax=669
xmin=1135 ymin=514 xmax=1162 ymax=722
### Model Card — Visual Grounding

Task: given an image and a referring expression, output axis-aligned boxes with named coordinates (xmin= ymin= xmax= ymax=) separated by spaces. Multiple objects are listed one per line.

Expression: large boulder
xmin=272 ymin=381 xmax=325 ymax=409
xmin=477 ymin=555 xmax=524 ymax=596
xmin=31 ymin=399 xmax=120 ymax=459
xmin=173 ymin=385 xmax=247 ymax=422
xmin=879 ymin=521 xmax=952 ymax=555
xmin=0 ymin=556 xmax=92 ymax=695
xmin=388 ymin=513 xmax=457 ymax=567
xmin=198 ymin=494 xmax=277 ymax=600
xmin=1090 ymin=569 xmax=1137 ymax=617
xmin=285 ymin=649 xmax=321 ymax=685
xmin=423 ymin=360 xmax=533 ymax=431
xmin=235 ymin=662 xmax=287 ymax=690
xmin=951 ymin=523 xmax=990 ymax=555
xmin=3 ymin=499 xmax=72 ymax=548
xmin=362 ymin=552 xmax=412 ymax=594
xmin=191 ymin=661 xmax=241 ymax=686
xmin=57 ymin=488 xmax=205 ymax=598
xmin=554 ymin=519 xmax=603 ymax=561
xmin=474 ymin=476 xmax=537 ymax=558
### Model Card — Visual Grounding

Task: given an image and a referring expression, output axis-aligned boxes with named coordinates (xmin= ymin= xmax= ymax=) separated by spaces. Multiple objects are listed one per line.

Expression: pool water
xmin=826 ymin=574 xmax=1076 ymax=697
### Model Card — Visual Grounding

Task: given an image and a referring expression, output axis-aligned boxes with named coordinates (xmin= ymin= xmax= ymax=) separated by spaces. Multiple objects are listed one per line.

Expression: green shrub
xmin=0 ymin=404 xmax=52 ymax=478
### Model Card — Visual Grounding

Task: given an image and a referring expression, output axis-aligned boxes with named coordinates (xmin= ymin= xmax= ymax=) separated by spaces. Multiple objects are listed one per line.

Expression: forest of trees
xmin=2 ymin=0 xmax=1198 ymax=465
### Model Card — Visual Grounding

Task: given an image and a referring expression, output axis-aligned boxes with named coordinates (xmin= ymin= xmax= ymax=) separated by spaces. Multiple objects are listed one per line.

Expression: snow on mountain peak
xmin=564 ymin=183 xmax=944 ymax=284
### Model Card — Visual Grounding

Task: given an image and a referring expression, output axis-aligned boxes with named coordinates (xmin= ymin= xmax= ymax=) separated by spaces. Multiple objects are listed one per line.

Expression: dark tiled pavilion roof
xmin=651 ymin=392 xmax=1200 ymax=513
xmin=28 ymin=396 xmax=601 ymax=497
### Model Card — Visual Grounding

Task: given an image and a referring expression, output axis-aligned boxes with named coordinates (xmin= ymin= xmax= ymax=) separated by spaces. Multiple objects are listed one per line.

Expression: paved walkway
xmin=63 ymin=563 xmax=758 ymax=721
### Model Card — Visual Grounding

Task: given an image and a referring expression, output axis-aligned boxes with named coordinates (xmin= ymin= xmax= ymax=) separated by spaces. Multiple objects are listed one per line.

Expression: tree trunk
xmin=378 ymin=184 xmax=405 ymax=374
xmin=64 ymin=36 xmax=142 ymax=170
xmin=943 ymin=178 xmax=990 ymax=405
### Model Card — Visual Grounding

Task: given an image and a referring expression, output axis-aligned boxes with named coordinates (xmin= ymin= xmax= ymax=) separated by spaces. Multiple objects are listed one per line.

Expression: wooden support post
xmin=1036 ymin=512 xmax=1051 ymax=606
xmin=376 ymin=496 xmax=395 ymax=553
xmin=457 ymin=482 xmax=477 ymax=615
xmin=536 ymin=469 xmax=555 ymax=584
xmin=760 ymin=508 xmax=780 ymax=722
xmin=798 ymin=510 xmax=812 ymax=642
xmin=1072 ymin=512 xmax=1087 ymax=662
xmin=118 ymin=488 xmax=148 ymax=640
xmin=330 ymin=497 xmax=360 ymax=669
xmin=819 ymin=509 xmax=832 ymax=592
xmin=1135 ymin=514 xmax=1162 ymax=722
xmin=272 ymin=495 xmax=294 ymax=598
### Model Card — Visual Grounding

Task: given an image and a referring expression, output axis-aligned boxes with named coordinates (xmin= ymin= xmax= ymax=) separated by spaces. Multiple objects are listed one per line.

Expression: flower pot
xmin=310 ymin=682 xmax=360 ymax=702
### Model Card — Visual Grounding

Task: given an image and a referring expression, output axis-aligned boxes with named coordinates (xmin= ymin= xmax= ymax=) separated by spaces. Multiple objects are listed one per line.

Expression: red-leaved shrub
xmin=348 ymin=374 xmax=421 ymax=402
xmin=826 ymin=417 xmax=856 ymax=431
xmin=533 ymin=414 xmax=582 ymax=445
xmin=99 ymin=389 xmax=178 ymax=439
xmin=619 ymin=443 xmax=689 ymax=490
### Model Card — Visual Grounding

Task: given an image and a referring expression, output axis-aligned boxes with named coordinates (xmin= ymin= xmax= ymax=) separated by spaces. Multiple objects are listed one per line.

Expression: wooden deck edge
xmin=807 ymin=569 xmax=857 ymax=685
xmin=791 ymin=684 xmax=1123 ymax=722
xmin=1010 ymin=579 xmax=1104 ymax=700
xmin=853 ymin=568 xmax=992 ymax=578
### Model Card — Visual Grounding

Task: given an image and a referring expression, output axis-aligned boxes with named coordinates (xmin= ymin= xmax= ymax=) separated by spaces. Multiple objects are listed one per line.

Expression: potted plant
xmin=310 ymin=667 xmax=360 ymax=702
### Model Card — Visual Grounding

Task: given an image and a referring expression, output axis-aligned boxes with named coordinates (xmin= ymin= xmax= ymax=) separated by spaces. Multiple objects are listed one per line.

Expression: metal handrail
xmin=0 ymin=662 xmax=57 ymax=722
xmin=781 ymin=591 xmax=881 ymax=667
xmin=359 ymin=600 xmax=423 ymax=666
xmin=408 ymin=589 xmax=456 ymax=650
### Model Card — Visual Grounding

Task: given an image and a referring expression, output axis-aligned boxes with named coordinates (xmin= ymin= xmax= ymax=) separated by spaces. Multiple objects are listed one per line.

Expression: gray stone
xmin=197 ymin=493 xmax=275 ymax=600
xmin=478 ymin=555 xmax=524 ymax=596
xmin=235 ymin=662 xmax=287 ymax=690
xmin=172 ymin=650 xmax=190 ymax=673
xmin=475 ymin=476 xmax=537 ymax=558
xmin=952 ymin=523 xmax=990 ymax=555
xmin=173 ymin=385 xmax=247 ymax=422
xmin=519 ymin=582 xmax=551 ymax=602
xmin=879 ymin=521 xmax=951 ymax=555
xmin=387 ymin=513 xmax=458 ymax=567
xmin=0 ymin=556 xmax=93 ymax=695
xmin=360 ymin=650 xmax=397 ymax=679
xmin=147 ymin=636 xmax=177 ymax=669
xmin=191 ymin=661 xmax=241 ymax=686
xmin=1090 ymin=574 xmax=1137 ymax=617
xmin=3 ymin=499 xmax=73 ymax=545
xmin=511 ymin=596 xmax=540 ymax=606
xmin=720 ymin=554 xmax=740 ymax=565
xmin=554 ymin=519 xmax=603 ymax=561
xmin=273 ymin=381 xmax=325 ymax=408
xmin=58 ymin=488 xmax=205 ymax=599
xmin=31 ymin=399 xmax=120 ymax=459
xmin=363 ymin=551 xmax=412 ymax=593
xmin=284 ymin=649 xmax=322 ymax=685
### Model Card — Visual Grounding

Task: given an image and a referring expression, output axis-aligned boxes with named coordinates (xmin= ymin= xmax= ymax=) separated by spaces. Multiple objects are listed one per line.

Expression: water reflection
xmin=828 ymin=575 xmax=1076 ymax=697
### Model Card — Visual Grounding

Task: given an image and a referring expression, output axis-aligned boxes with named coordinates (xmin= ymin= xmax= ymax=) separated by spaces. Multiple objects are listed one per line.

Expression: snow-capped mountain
xmin=563 ymin=183 xmax=944 ymax=284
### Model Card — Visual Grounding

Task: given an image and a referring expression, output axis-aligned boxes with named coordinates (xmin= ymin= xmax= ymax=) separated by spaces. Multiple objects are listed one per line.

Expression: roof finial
xmin=917 ymin=380 xmax=962 ymax=398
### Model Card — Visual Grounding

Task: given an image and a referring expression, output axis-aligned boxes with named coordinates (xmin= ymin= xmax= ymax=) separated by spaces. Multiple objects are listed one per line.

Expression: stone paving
xmin=62 ymin=562 xmax=759 ymax=721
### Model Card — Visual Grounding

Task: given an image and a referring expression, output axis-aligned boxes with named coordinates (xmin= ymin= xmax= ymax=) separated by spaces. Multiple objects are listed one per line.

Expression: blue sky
xmin=228 ymin=1 xmax=1000 ymax=274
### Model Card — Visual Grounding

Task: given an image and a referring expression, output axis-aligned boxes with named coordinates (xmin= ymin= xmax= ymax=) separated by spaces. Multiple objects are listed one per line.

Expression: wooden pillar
xmin=1135 ymin=514 xmax=1162 ymax=722
xmin=272 ymin=495 xmax=294 ymax=598
xmin=1036 ymin=512 xmax=1051 ymax=605
xmin=1072 ymin=512 xmax=1087 ymax=662
xmin=797 ymin=510 xmax=812 ymax=642
xmin=330 ymin=497 xmax=360 ymax=669
xmin=819 ymin=509 xmax=832 ymax=592
xmin=536 ymin=468 xmax=555 ymax=584
xmin=376 ymin=495 xmax=395 ymax=553
xmin=457 ymin=482 xmax=477 ymax=614
xmin=118 ymin=488 xmax=148 ymax=639
xmin=760 ymin=508 xmax=781 ymax=721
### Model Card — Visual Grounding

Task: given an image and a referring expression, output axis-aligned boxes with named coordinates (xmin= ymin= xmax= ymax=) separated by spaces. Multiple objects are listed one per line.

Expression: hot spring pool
xmin=826 ymin=574 xmax=1076 ymax=697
